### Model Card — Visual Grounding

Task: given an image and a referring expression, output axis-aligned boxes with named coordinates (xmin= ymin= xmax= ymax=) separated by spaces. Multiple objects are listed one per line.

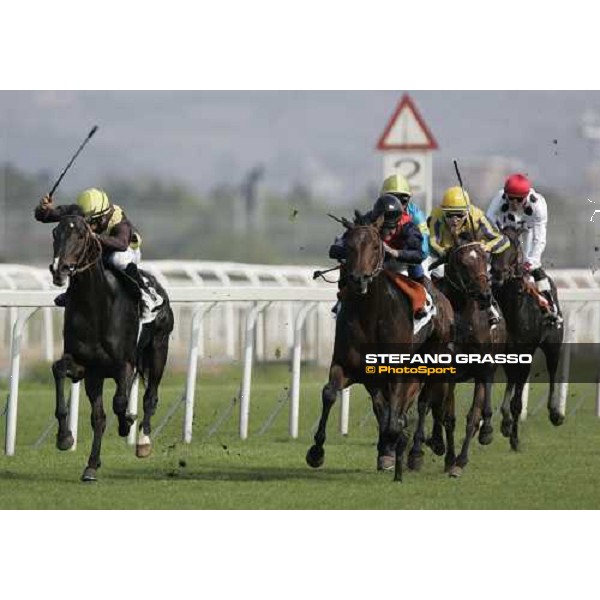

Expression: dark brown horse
xmin=50 ymin=215 xmax=174 ymax=481
xmin=491 ymin=226 xmax=564 ymax=450
xmin=431 ymin=234 xmax=507 ymax=477
xmin=306 ymin=217 xmax=453 ymax=481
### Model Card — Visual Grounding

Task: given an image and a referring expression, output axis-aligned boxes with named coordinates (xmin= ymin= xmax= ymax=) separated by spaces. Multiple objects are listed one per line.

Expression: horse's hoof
xmin=393 ymin=472 xmax=403 ymax=483
xmin=426 ymin=436 xmax=446 ymax=457
xmin=448 ymin=465 xmax=463 ymax=478
xmin=56 ymin=432 xmax=74 ymax=451
xmin=444 ymin=458 xmax=455 ymax=473
xmin=500 ymin=419 xmax=512 ymax=438
xmin=81 ymin=467 xmax=97 ymax=482
xmin=549 ymin=410 xmax=565 ymax=427
xmin=306 ymin=445 xmax=325 ymax=469
xmin=478 ymin=426 xmax=493 ymax=446
xmin=407 ymin=452 xmax=424 ymax=472
xmin=510 ymin=437 xmax=520 ymax=452
xmin=377 ymin=455 xmax=395 ymax=471
xmin=136 ymin=444 xmax=152 ymax=459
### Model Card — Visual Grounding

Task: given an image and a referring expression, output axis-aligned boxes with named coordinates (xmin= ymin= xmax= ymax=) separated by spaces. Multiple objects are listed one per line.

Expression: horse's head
xmin=490 ymin=225 xmax=525 ymax=286
xmin=447 ymin=238 xmax=493 ymax=309
xmin=343 ymin=215 xmax=385 ymax=294
xmin=49 ymin=215 xmax=101 ymax=286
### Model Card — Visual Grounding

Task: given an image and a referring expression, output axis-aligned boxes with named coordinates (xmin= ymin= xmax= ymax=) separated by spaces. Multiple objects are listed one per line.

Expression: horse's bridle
xmin=58 ymin=217 xmax=103 ymax=276
xmin=346 ymin=224 xmax=385 ymax=294
xmin=445 ymin=242 xmax=491 ymax=299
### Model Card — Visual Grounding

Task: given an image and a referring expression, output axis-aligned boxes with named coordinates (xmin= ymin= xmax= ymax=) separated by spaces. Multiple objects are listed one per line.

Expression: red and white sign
xmin=377 ymin=94 xmax=438 ymax=215
xmin=376 ymin=94 xmax=438 ymax=151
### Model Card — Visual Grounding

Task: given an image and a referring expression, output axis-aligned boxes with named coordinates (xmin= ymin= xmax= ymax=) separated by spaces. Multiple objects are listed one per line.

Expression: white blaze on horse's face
xmin=52 ymin=257 xmax=60 ymax=272
xmin=468 ymin=249 xmax=478 ymax=260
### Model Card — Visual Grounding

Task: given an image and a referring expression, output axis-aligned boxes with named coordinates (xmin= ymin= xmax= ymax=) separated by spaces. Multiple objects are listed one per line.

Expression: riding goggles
xmin=444 ymin=211 xmax=467 ymax=220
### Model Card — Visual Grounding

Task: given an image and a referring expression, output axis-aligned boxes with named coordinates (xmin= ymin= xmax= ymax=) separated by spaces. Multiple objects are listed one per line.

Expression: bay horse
xmin=430 ymin=232 xmax=507 ymax=477
xmin=306 ymin=215 xmax=454 ymax=481
xmin=50 ymin=215 xmax=174 ymax=481
xmin=490 ymin=226 xmax=564 ymax=451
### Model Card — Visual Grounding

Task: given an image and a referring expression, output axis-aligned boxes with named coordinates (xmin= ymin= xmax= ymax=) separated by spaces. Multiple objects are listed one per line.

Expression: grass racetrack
xmin=1 ymin=363 xmax=599 ymax=509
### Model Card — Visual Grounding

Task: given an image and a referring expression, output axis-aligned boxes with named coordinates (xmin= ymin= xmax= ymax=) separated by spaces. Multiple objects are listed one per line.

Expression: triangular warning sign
xmin=377 ymin=94 xmax=438 ymax=151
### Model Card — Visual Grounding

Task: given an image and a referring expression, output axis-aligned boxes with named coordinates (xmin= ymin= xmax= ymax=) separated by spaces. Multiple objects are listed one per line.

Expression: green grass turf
xmin=1 ymin=363 xmax=599 ymax=509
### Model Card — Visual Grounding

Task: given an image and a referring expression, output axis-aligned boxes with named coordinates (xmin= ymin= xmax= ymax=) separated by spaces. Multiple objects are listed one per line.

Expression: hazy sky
xmin=2 ymin=91 xmax=599 ymax=201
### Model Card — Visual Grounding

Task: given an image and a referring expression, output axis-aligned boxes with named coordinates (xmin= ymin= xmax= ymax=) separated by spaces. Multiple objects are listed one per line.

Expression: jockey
xmin=378 ymin=173 xmax=429 ymax=283
xmin=428 ymin=186 xmax=509 ymax=325
xmin=329 ymin=188 xmax=425 ymax=316
xmin=330 ymin=174 xmax=427 ymax=280
xmin=34 ymin=188 xmax=163 ymax=323
xmin=486 ymin=173 xmax=561 ymax=324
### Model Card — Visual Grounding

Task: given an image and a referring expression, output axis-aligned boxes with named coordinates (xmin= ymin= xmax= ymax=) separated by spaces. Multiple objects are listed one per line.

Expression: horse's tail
xmin=136 ymin=325 xmax=153 ymax=386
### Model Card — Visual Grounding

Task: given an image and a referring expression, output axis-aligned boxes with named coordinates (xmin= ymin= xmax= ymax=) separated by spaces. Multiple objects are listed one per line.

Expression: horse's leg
xmin=479 ymin=369 xmax=495 ymax=445
xmin=450 ymin=380 xmax=486 ymax=478
xmin=81 ymin=372 xmax=106 ymax=482
xmin=541 ymin=341 xmax=564 ymax=426
xmin=443 ymin=383 xmax=457 ymax=473
xmin=392 ymin=381 xmax=416 ymax=482
xmin=427 ymin=381 xmax=447 ymax=457
xmin=137 ymin=331 xmax=170 ymax=458
xmin=508 ymin=363 xmax=531 ymax=451
xmin=113 ymin=361 xmax=136 ymax=438
xmin=369 ymin=387 xmax=394 ymax=471
xmin=408 ymin=383 xmax=428 ymax=471
xmin=500 ymin=376 xmax=515 ymax=438
xmin=306 ymin=364 xmax=350 ymax=468
xmin=52 ymin=354 xmax=85 ymax=451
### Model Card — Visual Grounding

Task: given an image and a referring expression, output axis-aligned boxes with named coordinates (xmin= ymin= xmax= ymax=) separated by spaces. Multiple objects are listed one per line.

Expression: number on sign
xmin=393 ymin=159 xmax=421 ymax=191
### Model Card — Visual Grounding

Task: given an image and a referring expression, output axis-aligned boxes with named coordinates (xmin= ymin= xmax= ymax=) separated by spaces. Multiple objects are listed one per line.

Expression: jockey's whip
xmin=453 ymin=159 xmax=476 ymax=237
xmin=48 ymin=125 xmax=99 ymax=197
xmin=312 ymin=265 xmax=340 ymax=281
xmin=327 ymin=213 xmax=353 ymax=229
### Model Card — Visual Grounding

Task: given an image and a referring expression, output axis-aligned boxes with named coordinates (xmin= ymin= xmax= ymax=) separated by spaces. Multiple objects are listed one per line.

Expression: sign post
xmin=376 ymin=94 xmax=438 ymax=216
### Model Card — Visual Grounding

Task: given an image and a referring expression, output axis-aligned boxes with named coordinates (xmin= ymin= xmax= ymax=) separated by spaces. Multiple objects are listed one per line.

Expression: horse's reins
xmin=65 ymin=218 xmax=103 ymax=275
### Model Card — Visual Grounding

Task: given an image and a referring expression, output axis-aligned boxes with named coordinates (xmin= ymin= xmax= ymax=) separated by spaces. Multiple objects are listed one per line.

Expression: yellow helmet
xmin=76 ymin=188 xmax=110 ymax=217
xmin=441 ymin=186 xmax=469 ymax=212
xmin=381 ymin=174 xmax=412 ymax=198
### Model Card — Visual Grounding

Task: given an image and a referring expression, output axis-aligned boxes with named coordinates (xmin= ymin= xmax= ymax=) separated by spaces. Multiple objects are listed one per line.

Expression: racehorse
xmin=306 ymin=215 xmax=453 ymax=481
xmin=49 ymin=215 xmax=174 ymax=481
xmin=430 ymin=232 xmax=507 ymax=477
xmin=491 ymin=226 xmax=564 ymax=451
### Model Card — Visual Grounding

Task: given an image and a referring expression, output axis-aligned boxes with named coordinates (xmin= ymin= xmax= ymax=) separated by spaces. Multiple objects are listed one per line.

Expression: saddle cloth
xmin=384 ymin=270 xmax=436 ymax=335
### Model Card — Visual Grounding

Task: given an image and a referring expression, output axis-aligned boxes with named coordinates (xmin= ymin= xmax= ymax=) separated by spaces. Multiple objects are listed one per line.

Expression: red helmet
xmin=504 ymin=174 xmax=531 ymax=198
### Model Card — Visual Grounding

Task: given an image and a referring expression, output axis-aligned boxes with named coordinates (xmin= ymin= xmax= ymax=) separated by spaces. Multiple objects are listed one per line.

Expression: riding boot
xmin=54 ymin=291 xmax=69 ymax=307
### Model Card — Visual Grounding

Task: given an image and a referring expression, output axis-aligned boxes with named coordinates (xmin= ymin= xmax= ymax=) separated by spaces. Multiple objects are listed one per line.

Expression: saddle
xmin=384 ymin=270 xmax=428 ymax=317
xmin=111 ymin=265 xmax=143 ymax=301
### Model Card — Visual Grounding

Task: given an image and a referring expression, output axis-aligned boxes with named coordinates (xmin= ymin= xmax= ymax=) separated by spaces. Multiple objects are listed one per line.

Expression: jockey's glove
xmin=382 ymin=242 xmax=399 ymax=258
